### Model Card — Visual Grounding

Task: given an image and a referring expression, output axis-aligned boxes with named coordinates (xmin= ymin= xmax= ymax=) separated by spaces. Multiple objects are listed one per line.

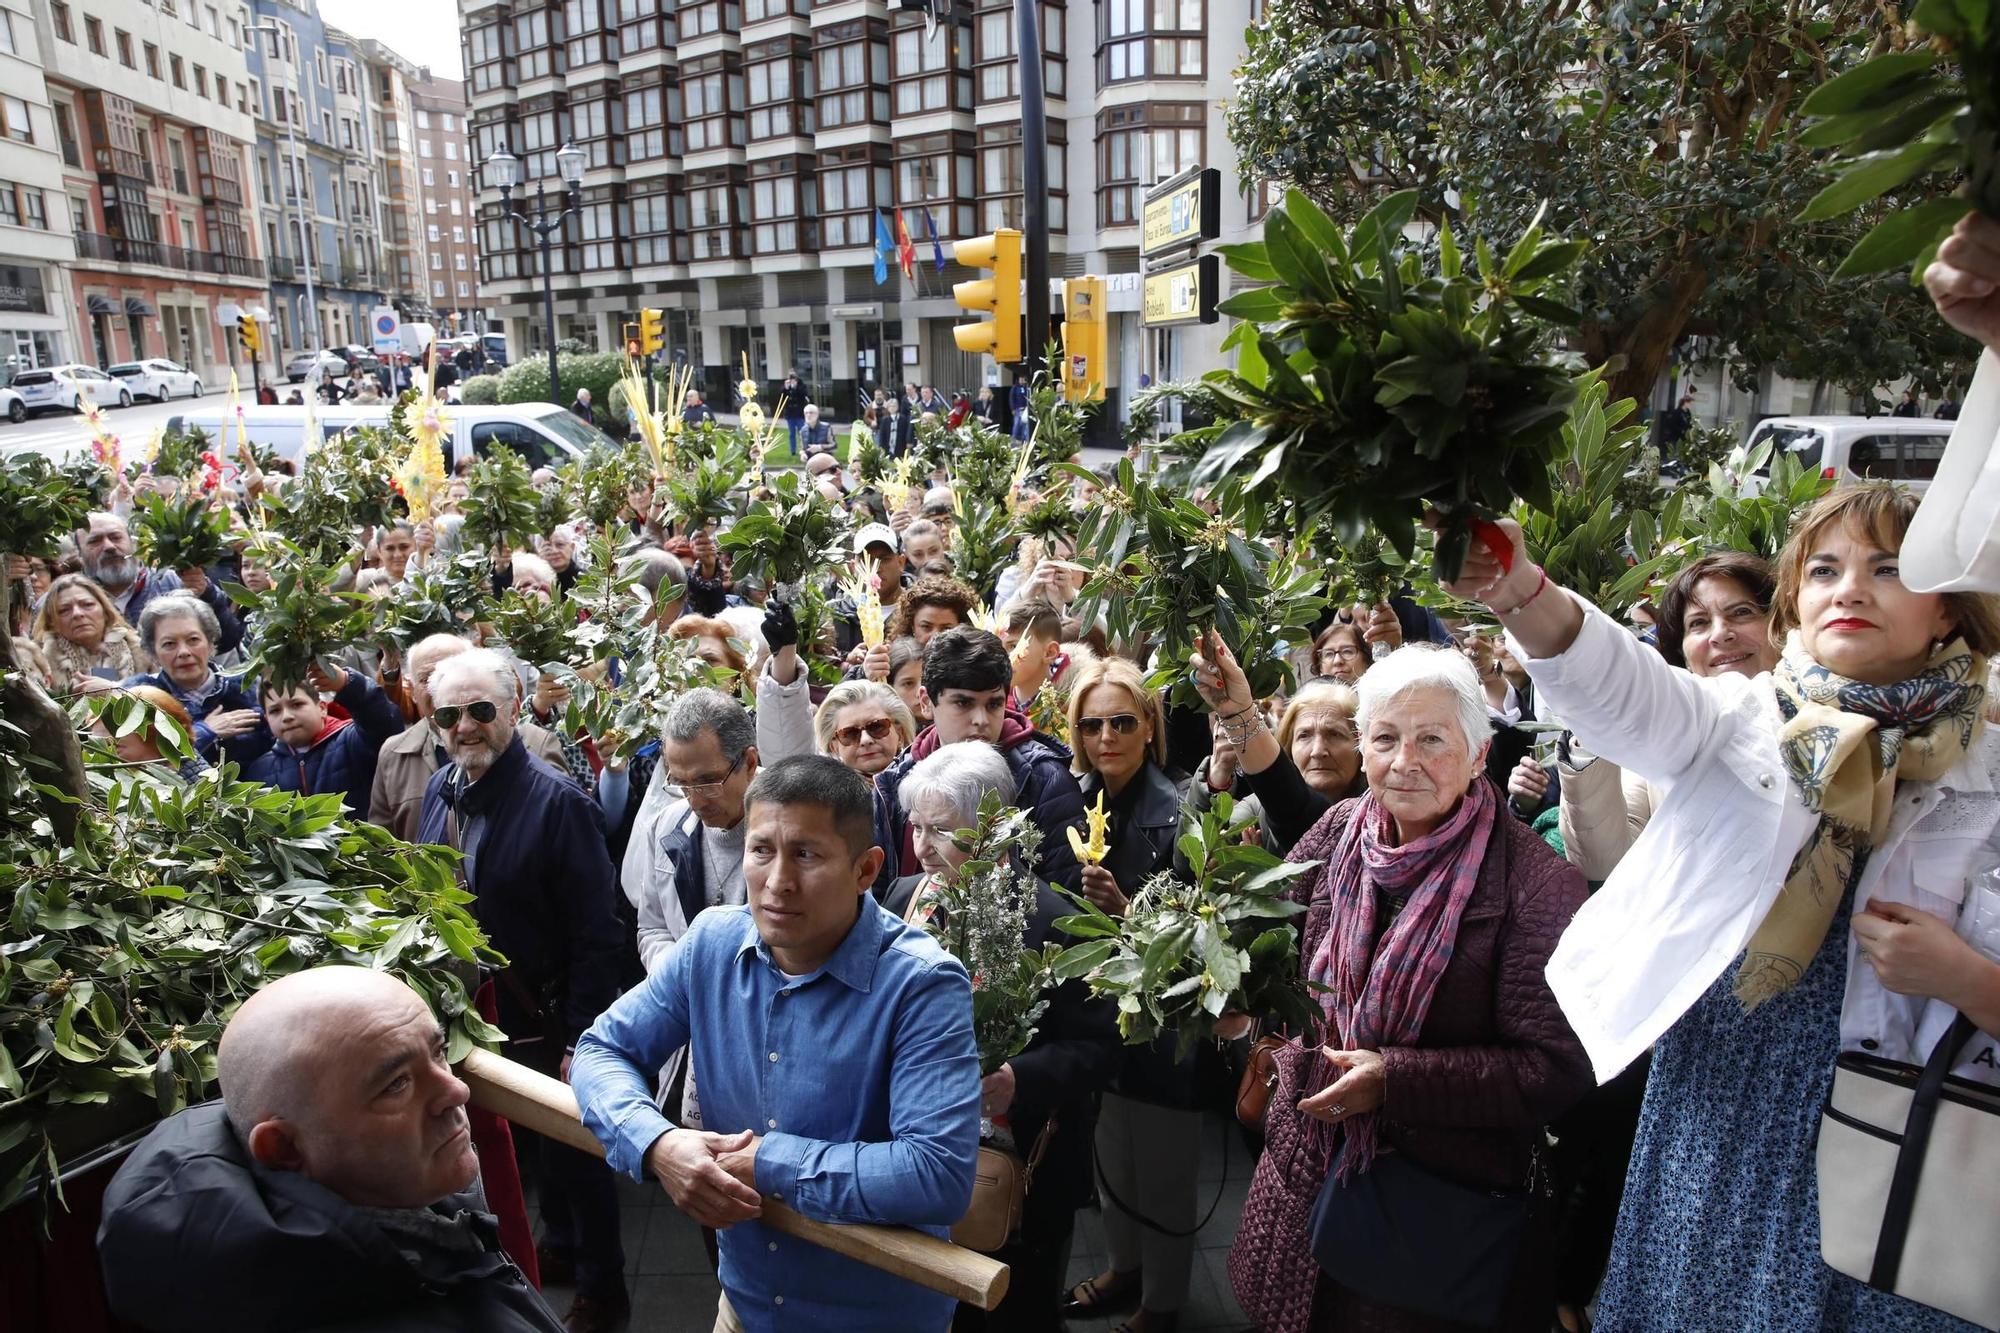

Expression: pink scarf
xmin=1308 ymin=778 xmax=1498 ymax=1176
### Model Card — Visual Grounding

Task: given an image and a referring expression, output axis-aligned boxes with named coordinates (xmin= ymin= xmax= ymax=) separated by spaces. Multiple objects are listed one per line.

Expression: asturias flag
xmin=894 ymin=208 xmax=917 ymax=280
xmin=873 ymin=210 xmax=894 ymax=285
xmin=922 ymin=206 xmax=946 ymax=272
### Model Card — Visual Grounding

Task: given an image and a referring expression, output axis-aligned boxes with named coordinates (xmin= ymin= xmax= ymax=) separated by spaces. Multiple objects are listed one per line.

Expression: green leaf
xmin=1797 ymin=49 xmax=1939 ymax=118
xmin=1797 ymin=138 xmax=1957 ymax=221
xmin=1215 ymin=241 xmax=1278 ymax=283
xmin=1214 ymin=287 xmax=1288 ymax=322
xmin=1350 ymin=189 xmax=1420 ymax=263
xmin=1834 ymin=197 xmax=1973 ymax=278
xmin=1509 ymin=240 xmax=1588 ymax=285
xmin=1438 ymin=216 xmax=1461 ymax=280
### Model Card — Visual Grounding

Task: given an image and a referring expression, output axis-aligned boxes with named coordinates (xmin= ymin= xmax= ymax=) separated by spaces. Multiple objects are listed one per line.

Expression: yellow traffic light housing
xmin=951 ymin=229 xmax=1022 ymax=364
xmin=639 ymin=307 xmax=665 ymax=357
xmin=238 ymin=314 xmax=261 ymax=357
xmin=1061 ymin=276 xmax=1107 ymax=403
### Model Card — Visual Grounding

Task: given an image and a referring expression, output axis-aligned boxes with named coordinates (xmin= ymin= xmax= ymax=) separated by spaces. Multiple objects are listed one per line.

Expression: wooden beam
xmin=457 ymin=1047 xmax=1011 ymax=1311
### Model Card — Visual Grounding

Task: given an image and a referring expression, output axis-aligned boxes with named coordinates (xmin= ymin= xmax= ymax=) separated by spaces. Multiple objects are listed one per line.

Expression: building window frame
xmin=815 ymin=20 xmax=890 ymax=131
xmin=1094 ymin=101 xmax=1202 ymax=228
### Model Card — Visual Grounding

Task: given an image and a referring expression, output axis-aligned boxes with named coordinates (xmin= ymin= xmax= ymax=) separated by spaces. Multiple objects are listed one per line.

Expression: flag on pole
xmin=923 ymin=206 xmax=947 ymax=272
xmin=894 ymin=208 xmax=917 ymax=280
xmin=873 ymin=211 xmax=894 ymax=285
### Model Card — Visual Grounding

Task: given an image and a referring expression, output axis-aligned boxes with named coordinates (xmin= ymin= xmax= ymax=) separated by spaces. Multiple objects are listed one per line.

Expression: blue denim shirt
xmin=571 ymin=898 xmax=981 ymax=1332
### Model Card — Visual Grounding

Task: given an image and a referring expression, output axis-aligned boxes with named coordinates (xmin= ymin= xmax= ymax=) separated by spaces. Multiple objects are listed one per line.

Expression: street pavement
xmin=0 ymin=391 xmax=197 ymax=462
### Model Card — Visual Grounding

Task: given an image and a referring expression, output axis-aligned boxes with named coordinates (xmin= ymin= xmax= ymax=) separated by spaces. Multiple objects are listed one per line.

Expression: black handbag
xmin=1307 ymin=1147 xmax=1536 ymax=1327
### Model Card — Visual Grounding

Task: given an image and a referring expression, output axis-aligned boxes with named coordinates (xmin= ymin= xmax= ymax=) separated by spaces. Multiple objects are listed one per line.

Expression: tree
xmin=1227 ymin=1 xmax=1976 ymax=406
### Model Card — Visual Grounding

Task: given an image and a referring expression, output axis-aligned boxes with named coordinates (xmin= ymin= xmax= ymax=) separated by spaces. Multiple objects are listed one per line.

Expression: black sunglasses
xmin=432 ymin=700 xmax=500 ymax=729
xmin=1077 ymin=713 xmax=1142 ymax=737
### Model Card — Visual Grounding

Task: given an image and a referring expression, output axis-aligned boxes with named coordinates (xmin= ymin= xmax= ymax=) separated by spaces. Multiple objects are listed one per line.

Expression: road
xmin=0 ymin=392 xmax=204 ymax=462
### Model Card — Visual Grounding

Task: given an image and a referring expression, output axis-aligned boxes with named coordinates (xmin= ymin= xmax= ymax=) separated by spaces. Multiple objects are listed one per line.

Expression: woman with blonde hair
xmin=811 ymin=679 xmax=916 ymax=777
xmin=35 ymin=572 xmax=148 ymax=683
xmin=1190 ymin=676 xmax=1363 ymax=857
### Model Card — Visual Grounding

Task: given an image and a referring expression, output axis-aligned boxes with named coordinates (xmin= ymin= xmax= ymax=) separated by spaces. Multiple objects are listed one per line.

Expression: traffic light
xmin=237 ymin=314 xmax=261 ymax=358
xmin=623 ymin=321 xmax=641 ymax=359
xmin=1061 ymin=276 xmax=1107 ymax=404
xmin=639 ymin=307 xmax=665 ymax=357
xmin=951 ymin=228 xmax=1022 ymax=364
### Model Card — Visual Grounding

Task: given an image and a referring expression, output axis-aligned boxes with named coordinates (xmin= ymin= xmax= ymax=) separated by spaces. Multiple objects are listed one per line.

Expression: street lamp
xmin=487 ymin=142 xmax=586 ymax=407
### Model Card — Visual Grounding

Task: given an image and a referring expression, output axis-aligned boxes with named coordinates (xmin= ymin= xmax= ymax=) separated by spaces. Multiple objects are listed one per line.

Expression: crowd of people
xmin=34 ymin=208 xmax=2000 ymax=1333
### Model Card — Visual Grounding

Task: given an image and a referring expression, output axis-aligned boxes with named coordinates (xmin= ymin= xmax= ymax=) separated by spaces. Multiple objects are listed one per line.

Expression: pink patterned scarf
xmin=1308 ymin=777 xmax=1498 ymax=1176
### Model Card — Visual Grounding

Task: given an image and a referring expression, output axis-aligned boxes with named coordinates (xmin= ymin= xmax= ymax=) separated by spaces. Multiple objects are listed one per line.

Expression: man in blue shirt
xmin=571 ymin=755 xmax=980 ymax=1332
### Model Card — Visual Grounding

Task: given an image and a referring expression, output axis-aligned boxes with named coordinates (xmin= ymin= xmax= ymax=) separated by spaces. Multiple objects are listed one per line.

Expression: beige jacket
xmin=1555 ymin=742 xmax=1661 ymax=883
xmin=368 ymin=717 xmax=571 ymax=840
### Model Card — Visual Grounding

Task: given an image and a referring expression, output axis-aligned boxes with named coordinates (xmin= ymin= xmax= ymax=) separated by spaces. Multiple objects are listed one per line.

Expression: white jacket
xmin=1515 ymin=595 xmax=2000 ymax=1084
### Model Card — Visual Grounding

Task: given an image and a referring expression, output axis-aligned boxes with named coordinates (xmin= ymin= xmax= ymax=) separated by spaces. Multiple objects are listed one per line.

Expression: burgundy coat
xmin=1228 ymin=796 xmax=1592 ymax=1333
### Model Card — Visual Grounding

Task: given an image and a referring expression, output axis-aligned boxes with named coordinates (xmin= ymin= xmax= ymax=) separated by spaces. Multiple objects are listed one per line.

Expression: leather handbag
xmin=1235 ymin=1035 xmax=1288 ymax=1132
xmin=952 ymin=1119 xmax=1055 ymax=1254
xmin=1818 ymin=1014 xmax=2000 ymax=1330
xmin=1308 ymin=1148 xmax=1538 ymax=1326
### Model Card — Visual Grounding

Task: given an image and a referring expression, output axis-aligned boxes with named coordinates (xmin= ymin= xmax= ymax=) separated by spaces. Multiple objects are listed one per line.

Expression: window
xmin=428 ymin=199 xmax=438 ymax=213
xmin=431 ymin=252 xmax=442 ymax=269
xmin=0 ymin=10 xmax=14 ymax=53
xmin=0 ymin=188 xmax=18 ymax=227
xmin=568 ymin=91 xmax=617 ymax=169
xmin=444 ymin=140 xmax=457 ymax=160
xmin=443 ymin=114 xmax=454 ymax=131
xmin=687 ymin=166 xmax=746 ymax=260
xmin=52 ymin=4 xmax=72 ymax=44
xmin=423 ymin=166 xmax=435 ymax=186
xmin=746 ymin=38 xmax=813 ymax=141
xmin=419 ymin=137 xmax=433 ymax=157
xmin=433 ymin=279 xmax=445 ymax=297
xmin=452 ymin=225 xmax=465 ymax=243
xmin=1096 ymin=102 xmax=1200 ymax=226
xmin=575 ymin=189 xmax=621 ymax=269
xmin=624 ymin=73 xmax=679 ymax=160
xmin=208 ymin=6 xmax=221 ymax=38
xmin=746 ymin=0 xmax=808 ymax=20
xmin=458 ymin=281 xmax=470 ymax=298
xmin=171 ymin=54 xmax=188 ymax=88
xmin=895 ymin=131 xmax=975 ymax=239
xmin=428 ymin=223 xmax=440 ymax=241
xmin=749 ymin=156 xmax=816 ymax=253
xmin=680 ymin=0 xmax=742 ymax=39
xmin=818 ymin=143 xmax=888 ymax=248
xmin=683 ymin=54 xmax=744 ymax=154
xmin=447 ymin=170 xmax=459 ymax=187
xmin=817 ymin=22 xmax=889 ymax=130
xmin=450 ymin=198 xmax=462 ymax=214
xmin=22 ymin=190 xmax=46 ymax=229
xmin=144 ymin=45 xmax=160 ymax=81
xmin=618 ymin=0 xmax=667 ymax=55
xmin=417 ymin=108 xmax=431 ymax=129
xmin=977 ymin=120 xmax=1066 ymax=231
xmin=116 ymin=30 xmax=136 ymax=68
xmin=1 ymin=96 xmax=30 ymax=144
xmin=975 ymin=0 xmax=1064 ymax=102
xmin=513 ymin=8 xmax=554 ymax=81
xmin=455 ymin=253 xmax=468 ymax=270
xmin=1098 ymin=0 xmax=1203 ymax=83
xmin=467 ymin=21 xmax=510 ymax=95
xmin=86 ymin=16 xmax=105 ymax=55
xmin=194 ymin=65 xmax=207 ymax=98
xmin=892 ymin=18 xmax=969 ymax=115
xmin=565 ymin=0 xmax=614 ymax=66
xmin=520 ymin=99 xmax=561 ymax=178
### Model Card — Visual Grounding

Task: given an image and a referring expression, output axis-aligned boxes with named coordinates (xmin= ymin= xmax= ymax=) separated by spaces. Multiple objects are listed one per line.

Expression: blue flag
xmin=873 ymin=211 xmax=894 ymax=285
xmin=923 ymin=206 xmax=946 ymax=272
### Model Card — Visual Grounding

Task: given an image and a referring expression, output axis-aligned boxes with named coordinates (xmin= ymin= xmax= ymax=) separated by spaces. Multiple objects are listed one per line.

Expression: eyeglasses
xmin=431 ymin=700 xmax=500 ymax=729
xmin=1320 ymin=647 xmax=1363 ymax=664
xmin=669 ymin=751 xmax=744 ymax=798
xmin=833 ymin=717 xmax=897 ymax=747
xmin=1077 ymin=714 xmax=1142 ymax=737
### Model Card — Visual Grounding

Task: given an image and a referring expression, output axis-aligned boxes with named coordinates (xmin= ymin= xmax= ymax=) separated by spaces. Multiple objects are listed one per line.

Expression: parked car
xmin=0 ymin=385 xmax=24 ymax=423
xmin=337 ymin=344 xmax=382 ymax=376
xmin=481 ymin=332 xmax=508 ymax=369
xmin=11 ymin=364 xmax=131 ymax=415
xmin=107 ymin=358 xmax=204 ymax=402
xmin=285 ymin=349 xmax=351 ymax=383
xmin=1733 ymin=415 xmax=1954 ymax=497
xmin=163 ymin=401 xmax=624 ymax=478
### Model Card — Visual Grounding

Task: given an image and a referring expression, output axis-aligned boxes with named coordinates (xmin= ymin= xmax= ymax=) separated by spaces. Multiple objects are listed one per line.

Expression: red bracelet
xmin=1498 ymin=566 xmax=1549 ymax=618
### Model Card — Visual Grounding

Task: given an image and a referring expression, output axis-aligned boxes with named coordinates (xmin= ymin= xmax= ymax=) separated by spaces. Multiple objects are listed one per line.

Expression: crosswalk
xmin=0 ymin=395 xmax=192 ymax=462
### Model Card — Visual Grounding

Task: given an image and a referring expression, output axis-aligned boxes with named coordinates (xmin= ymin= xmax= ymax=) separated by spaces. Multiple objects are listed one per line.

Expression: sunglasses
xmin=431 ymin=700 xmax=500 ymax=729
xmin=1077 ymin=714 xmax=1142 ymax=737
xmin=833 ymin=717 xmax=897 ymax=747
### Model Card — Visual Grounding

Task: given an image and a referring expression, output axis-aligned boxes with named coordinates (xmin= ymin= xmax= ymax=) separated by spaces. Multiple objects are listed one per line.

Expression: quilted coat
xmin=1228 ymin=793 xmax=1592 ymax=1333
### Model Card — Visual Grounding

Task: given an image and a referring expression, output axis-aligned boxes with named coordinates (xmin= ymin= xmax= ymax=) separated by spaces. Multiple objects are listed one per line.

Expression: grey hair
xmin=138 ymin=592 xmax=221 ymax=652
xmin=427 ymin=645 xmax=518 ymax=703
xmin=664 ymin=686 xmax=756 ymax=763
xmin=508 ymin=551 xmax=557 ymax=590
xmin=431 ymin=513 xmax=465 ymax=557
xmin=899 ymin=739 xmax=1017 ymax=828
xmin=549 ymin=522 xmax=580 ymax=546
xmin=623 ymin=546 xmax=685 ymax=598
xmin=813 ymin=680 xmax=917 ymax=755
xmin=1353 ymin=644 xmax=1493 ymax=762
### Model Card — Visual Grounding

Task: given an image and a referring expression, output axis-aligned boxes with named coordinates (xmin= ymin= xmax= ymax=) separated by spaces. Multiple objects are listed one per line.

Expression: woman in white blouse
xmin=1448 ymin=484 xmax=2000 ymax=1332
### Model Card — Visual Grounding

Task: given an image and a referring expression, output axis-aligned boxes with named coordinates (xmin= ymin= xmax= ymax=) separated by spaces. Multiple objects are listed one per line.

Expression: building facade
xmin=460 ymin=0 xmax=1264 ymax=423
xmin=244 ymin=0 xmax=387 ymax=358
xmin=407 ymin=69 xmax=481 ymax=335
xmin=0 ymin=0 xmax=80 ymax=376
xmin=31 ymin=0 xmax=267 ymax=383
xmin=355 ymin=36 xmax=433 ymax=326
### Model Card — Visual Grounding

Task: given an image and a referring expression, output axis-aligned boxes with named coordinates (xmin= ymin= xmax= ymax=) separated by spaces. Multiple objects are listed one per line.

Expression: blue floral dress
xmin=1594 ymin=885 xmax=1980 ymax=1332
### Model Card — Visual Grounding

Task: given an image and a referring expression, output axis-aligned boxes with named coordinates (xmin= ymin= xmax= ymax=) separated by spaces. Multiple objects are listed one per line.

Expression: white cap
xmin=852 ymin=523 xmax=899 ymax=555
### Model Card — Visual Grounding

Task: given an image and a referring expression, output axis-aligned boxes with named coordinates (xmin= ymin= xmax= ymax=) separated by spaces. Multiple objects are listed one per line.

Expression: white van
xmin=162 ymin=401 xmax=620 ymax=475
xmin=1734 ymin=415 xmax=1953 ymax=496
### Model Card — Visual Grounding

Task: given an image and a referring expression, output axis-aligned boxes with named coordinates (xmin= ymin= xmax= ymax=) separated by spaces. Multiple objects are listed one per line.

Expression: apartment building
xmin=462 ymin=0 xmax=1263 ymax=420
xmin=0 ymin=0 xmax=79 ymax=375
xmin=31 ymin=0 xmax=266 ymax=381
xmin=355 ymin=36 xmax=433 ymax=325
xmin=244 ymin=0 xmax=387 ymax=356
xmin=408 ymin=69 xmax=481 ymax=334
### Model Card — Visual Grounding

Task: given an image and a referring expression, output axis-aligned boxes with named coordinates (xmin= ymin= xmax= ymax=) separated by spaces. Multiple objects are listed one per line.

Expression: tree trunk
xmin=0 ymin=575 xmax=87 ymax=845
xmin=1585 ymin=263 xmax=1715 ymax=413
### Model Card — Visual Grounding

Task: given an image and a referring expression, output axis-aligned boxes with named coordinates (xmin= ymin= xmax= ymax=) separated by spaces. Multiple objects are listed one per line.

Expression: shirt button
xmin=768 ymin=1241 xmax=778 ymax=1252
xmin=1757 ymin=773 xmax=1775 ymax=790
xmin=774 ymin=1295 xmax=785 ymax=1306
xmin=768 ymin=1051 xmax=779 ymax=1062
xmin=1861 ymin=1038 xmax=1880 ymax=1051
xmin=767 ymin=1118 xmax=777 ymax=1129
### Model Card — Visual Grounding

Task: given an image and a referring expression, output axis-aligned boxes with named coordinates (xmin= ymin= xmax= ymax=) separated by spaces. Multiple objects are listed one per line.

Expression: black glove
xmin=762 ymin=600 xmax=799 ymax=652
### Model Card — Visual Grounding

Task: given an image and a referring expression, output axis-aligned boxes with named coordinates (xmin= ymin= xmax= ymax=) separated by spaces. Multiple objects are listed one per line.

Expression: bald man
xmin=97 ymin=967 xmax=564 ymax=1333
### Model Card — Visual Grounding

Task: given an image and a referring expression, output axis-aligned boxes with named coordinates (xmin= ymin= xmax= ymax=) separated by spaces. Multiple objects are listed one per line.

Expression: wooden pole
xmin=457 ymin=1048 xmax=1010 ymax=1311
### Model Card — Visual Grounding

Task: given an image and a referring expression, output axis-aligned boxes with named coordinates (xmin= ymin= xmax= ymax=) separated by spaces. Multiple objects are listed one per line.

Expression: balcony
xmin=92 ymin=145 xmax=150 ymax=184
xmin=72 ymin=230 xmax=268 ymax=280
xmin=270 ymin=256 xmax=297 ymax=280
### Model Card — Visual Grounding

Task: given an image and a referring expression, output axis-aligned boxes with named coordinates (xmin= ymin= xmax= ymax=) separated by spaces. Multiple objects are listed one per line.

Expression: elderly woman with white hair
xmin=1218 ymin=645 xmax=1592 ymax=1333
xmin=888 ymin=740 xmax=1119 ymax=1333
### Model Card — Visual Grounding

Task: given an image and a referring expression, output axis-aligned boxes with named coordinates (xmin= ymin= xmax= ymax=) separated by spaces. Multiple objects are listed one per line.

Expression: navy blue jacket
xmin=241 ymin=673 xmax=404 ymax=815
xmin=873 ymin=722 xmax=1088 ymax=895
xmin=651 ymin=798 xmax=710 ymax=935
xmin=415 ymin=736 xmax=625 ymax=1043
xmin=121 ymin=668 xmax=272 ymax=770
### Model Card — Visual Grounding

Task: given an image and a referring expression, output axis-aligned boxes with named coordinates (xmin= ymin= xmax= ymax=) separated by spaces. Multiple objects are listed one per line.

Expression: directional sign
xmin=1141 ymin=168 xmax=1221 ymax=260
xmin=1141 ymin=254 xmax=1218 ymax=326
xmin=370 ymin=306 xmax=401 ymax=355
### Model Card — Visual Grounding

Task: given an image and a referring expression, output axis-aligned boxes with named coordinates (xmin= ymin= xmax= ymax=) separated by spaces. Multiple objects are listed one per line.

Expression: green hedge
xmin=458 ymin=374 xmax=502 ymax=406
xmin=495 ymin=352 xmax=625 ymax=427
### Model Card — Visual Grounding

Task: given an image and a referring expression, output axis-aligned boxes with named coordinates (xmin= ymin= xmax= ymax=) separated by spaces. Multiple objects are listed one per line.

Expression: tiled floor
xmin=536 ymin=1110 xmax=1259 ymax=1331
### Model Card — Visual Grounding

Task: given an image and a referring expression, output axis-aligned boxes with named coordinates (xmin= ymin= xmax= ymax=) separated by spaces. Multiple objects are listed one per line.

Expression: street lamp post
xmin=485 ymin=143 xmax=586 ymax=407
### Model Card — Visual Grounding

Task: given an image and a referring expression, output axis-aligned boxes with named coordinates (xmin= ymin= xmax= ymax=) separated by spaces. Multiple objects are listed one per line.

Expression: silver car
xmin=107 ymin=358 xmax=204 ymax=402
xmin=10 ymin=364 xmax=131 ymax=415
xmin=285 ymin=349 xmax=351 ymax=382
